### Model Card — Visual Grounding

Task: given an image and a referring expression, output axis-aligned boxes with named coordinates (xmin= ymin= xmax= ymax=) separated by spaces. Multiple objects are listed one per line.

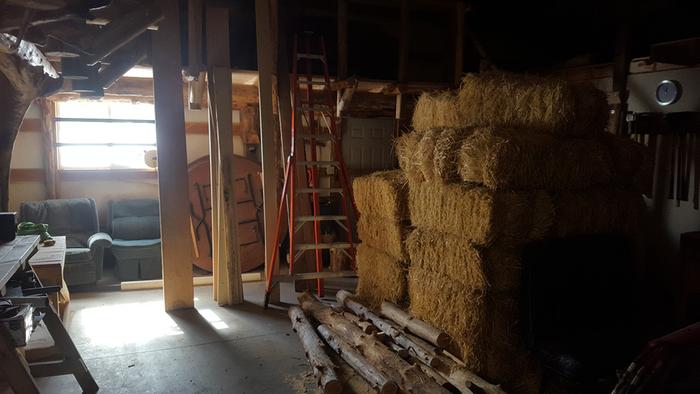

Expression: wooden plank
xmin=120 ymin=273 xmax=262 ymax=291
xmin=255 ymin=0 xmax=281 ymax=304
xmin=398 ymin=0 xmax=410 ymax=82
xmin=207 ymin=5 xmax=243 ymax=305
xmin=0 ymin=235 xmax=40 ymax=289
xmin=38 ymin=99 xmax=57 ymax=199
xmin=151 ymin=0 xmax=194 ymax=311
xmin=337 ymin=0 xmax=349 ymax=80
xmin=18 ymin=118 xmax=41 ymax=133
xmin=29 ymin=236 xmax=67 ymax=317
xmin=9 ymin=169 xmax=45 ymax=182
xmin=453 ymin=1 xmax=465 ymax=86
xmin=186 ymin=0 xmax=205 ymax=76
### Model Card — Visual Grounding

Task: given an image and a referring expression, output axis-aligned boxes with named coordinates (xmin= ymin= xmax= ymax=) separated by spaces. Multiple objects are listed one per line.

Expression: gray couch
xmin=109 ymin=199 xmax=162 ymax=281
xmin=19 ymin=198 xmax=112 ymax=286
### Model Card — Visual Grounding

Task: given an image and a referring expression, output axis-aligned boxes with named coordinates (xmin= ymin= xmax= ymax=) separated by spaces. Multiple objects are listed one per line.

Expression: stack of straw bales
xmin=352 ymin=170 xmax=411 ymax=308
xmin=396 ymin=71 xmax=647 ymax=393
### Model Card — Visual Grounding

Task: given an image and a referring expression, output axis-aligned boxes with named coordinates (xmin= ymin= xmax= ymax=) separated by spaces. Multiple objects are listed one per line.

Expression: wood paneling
xmin=9 ymin=169 xmax=45 ymax=182
xmin=18 ymin=118 xmax=41 ymax=132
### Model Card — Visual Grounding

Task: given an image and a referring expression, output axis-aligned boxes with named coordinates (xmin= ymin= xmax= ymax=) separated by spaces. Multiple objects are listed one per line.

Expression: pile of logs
xmin=289 ymin=290 xmax=506 ymax=394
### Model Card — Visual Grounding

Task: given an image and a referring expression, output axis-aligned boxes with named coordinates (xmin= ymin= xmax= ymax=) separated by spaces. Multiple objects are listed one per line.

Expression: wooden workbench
xmin=29 ymin=236 xmax=68 ymax=318
xmin=0 ymin=235 xmax=40 ymax=292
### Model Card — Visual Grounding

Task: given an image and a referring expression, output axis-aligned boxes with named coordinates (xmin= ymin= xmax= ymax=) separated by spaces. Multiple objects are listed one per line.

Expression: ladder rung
xmin=294 ymin=242 xmax=354 ymax=251
xmin=297 ymin=188 xmax=343 ymax=194
xmin=297 ymin=133 xmax=334 ymax=141
xmin=273 ymin=270 xmax=356 ymax=282
xmin=297 ymin=160 xmax=339 ymax=167
xmin=295 ymin=215 xmax=347 ymax=222
xmin=297 ymin=53 xmax=325 ymax=61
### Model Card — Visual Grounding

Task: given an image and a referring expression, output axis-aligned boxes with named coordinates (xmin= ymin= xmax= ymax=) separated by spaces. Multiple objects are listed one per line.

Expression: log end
xmin=379 ymin=381 xmax=399 ymax=394
xmin=436 ymin=333 xmax=451 ymax=348
xmin=322 ymin=379 xmax=343 ymax=394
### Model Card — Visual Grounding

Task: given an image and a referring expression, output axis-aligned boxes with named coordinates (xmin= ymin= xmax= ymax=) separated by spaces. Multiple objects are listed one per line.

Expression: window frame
xmin=53 ymin=100 xmax=158 ymax=172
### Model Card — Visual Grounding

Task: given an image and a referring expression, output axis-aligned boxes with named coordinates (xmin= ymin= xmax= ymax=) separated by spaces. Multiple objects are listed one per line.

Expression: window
xmin=55 ymin=100 xmax=157 ymax=170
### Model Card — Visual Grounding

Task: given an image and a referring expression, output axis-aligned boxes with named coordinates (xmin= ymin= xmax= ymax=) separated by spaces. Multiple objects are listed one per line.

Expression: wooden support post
xmin=38 ymin=98 xmax=57 ymax=199
xmin=152 ymin=0 xmax=194 ymax=311
xmin=337 ymin=0 xmax=348 ymax=80
xmin=206 ymin=5 xmax=243 ymax=305
xmin=453 ymin=1 xmax=465 ymax=86
xmin=256 ymin=0 xmax=281 ymax=304
xmin=398 ymin=0 xmax=410 ymax=82
xmin=612 ymin=22 xmax=631 ymax=136
xmin=186 ymin=0 xmax=204 ymax=76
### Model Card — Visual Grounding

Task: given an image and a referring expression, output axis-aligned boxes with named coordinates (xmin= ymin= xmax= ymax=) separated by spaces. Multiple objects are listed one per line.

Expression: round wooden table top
xmin=188 ymin=155 xmax=265 ymax=273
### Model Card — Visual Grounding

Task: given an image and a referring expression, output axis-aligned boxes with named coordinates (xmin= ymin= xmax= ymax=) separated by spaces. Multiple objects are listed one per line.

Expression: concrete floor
xmin=30 ymin=282 xmax=319 ymax=394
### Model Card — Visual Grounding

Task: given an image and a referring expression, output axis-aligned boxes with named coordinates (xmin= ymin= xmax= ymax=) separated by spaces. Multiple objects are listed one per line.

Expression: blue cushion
xmin=20 ymin=198 xmax=99 ymax=247
xmin=112 ymin=216 xmax=161 ymax=240
xmin=65 ymin=248 xmax=93 ymax=264
xmin=111 ymin=239 xmax=161 ymax=261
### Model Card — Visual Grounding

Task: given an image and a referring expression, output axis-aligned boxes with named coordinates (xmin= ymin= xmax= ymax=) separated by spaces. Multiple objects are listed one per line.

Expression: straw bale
xmin=405 ymin=229 xmax=522 ymax=292
xmin=458 ymin=126 xmax=613 ymax=190
xmin=413 ymin=127 xmax=474 ymax=183
xmin=394 ymin=132 xmax=423 ymax=185
xmin=353 ymin=170 xmax=409 ymax=221
xmin=356 ymin=244 xmax=407 ymax=309
xmin=408 ymin=182 xmax=554 ymax=246
xmin=407 ymin=265 xmax=487 ymax=370
xmin=411 ymin=90 xmax=463 ymax=132
xmin=410 ymin=182 xmax=642 ymax=244
xmin=552 ymin=189 xmax=644 ymax=238
xmin=456 ymin=72 xmax=608 ymax=136
xmin=356 ymin=216 xmax=410 ymax=261
xmin=407 ymin=266 xmax=529 ymax=375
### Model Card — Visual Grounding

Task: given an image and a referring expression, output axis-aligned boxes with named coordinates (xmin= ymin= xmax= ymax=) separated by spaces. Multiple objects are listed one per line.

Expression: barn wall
xmin=9 ymin=101 xmax=256 ymax=228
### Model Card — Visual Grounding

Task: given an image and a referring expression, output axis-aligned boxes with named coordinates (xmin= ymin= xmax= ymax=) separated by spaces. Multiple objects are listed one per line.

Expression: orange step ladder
xmin=264 ymin=33 xmax=357 ymax=307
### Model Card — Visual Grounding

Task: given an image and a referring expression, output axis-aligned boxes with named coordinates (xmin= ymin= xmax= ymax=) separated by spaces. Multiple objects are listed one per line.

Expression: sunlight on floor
xmin=77 ymin=300 xmax=184 ymax=347
xmin=199 ymin=309 xmax=230 ymax=330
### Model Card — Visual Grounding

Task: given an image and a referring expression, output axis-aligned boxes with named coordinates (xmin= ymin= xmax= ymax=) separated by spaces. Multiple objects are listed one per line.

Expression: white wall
xmin=8 ymin=104 xmax=247 ymax=221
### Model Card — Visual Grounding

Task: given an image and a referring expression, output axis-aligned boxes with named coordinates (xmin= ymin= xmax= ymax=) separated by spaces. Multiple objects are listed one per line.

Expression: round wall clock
xmin=655 ymin=80 xmax=682 ymax=106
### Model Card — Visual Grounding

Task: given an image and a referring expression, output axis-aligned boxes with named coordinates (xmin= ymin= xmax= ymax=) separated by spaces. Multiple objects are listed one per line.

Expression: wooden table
xmin=28 ymin=236 xmax=68 ymax=318
xmin=0 ymin=235 xmax=40 ymax=292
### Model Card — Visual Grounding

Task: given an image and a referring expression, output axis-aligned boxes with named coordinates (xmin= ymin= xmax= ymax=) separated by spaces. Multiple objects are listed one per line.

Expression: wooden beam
xmin=612 ymin=22 xmax=631 ymax=136
xmin=255 ymin=0 xmax=281 ymax=304
xmin=38 ymin=99 xmax=57 ymax=198
xmin=9 ymin=169 xmax=45 ymax=182
xmin=186 ymin=0 xmax=205 ymax=76
xmin=120 ymin=273 xmax=262 ymax=291
xmin=206 ymin=5 xmax=244 ymax=305
xmin=337 ymin=0 xmax=349 ymax=80
xmin=453 ymin=1 xmax=465 ymax=86
xmin=56 ymin=77 xmax=260 ymax=105
xmin=398 ymin=0 xmax=410 ymax=82
xmin=151 ymin=0 xmax=194 ymax=311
